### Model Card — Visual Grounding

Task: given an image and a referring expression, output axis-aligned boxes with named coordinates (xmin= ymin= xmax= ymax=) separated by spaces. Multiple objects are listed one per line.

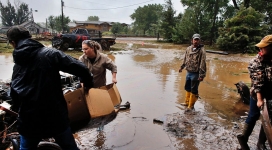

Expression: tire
xmin=101 ymin=40 xmax=110 ymax=50
xmin=60 ymin=42 xmax=69 ymax=51
xmin=37 ymin=142 xmax=62 ymax=150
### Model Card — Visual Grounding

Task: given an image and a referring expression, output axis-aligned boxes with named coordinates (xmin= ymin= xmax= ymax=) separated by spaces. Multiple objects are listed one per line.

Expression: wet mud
xmin=0 ymin=39 xmax=269 ymax=150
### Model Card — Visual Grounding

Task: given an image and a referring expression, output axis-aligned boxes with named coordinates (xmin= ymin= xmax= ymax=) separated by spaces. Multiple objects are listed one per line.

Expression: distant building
xmin=69 ymin=21 xmax=128 ymax=33
xmin=20 ymin=21 xmax=49 ymax=34
xmin=0 ymin=21 xmax=49 ymax=35
xmin=0 ymin=26 xmax=10 ymax=34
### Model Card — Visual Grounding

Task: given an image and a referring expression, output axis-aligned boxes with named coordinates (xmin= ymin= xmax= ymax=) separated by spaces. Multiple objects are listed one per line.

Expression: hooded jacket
xmin=11 ymin=38 xmax=93 ymax=138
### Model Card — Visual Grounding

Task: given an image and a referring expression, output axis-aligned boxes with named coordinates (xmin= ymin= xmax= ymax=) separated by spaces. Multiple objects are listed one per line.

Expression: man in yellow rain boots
xmin=179 ymin=33 xmax=206 ymax=111
xmin=180 ymin=91 xmax=191 ymax=106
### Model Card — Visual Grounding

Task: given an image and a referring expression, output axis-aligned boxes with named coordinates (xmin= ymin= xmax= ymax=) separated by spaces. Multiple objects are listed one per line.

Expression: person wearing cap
xmin=237 ymin=35 xmax=272 ymax=150
xmin=7 ymin=25 xmax=94 ymax=150
xmin=179 ymin=33 xmax=206 ymax=111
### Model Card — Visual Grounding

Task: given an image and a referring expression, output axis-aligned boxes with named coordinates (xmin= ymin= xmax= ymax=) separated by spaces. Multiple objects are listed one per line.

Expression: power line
xmin=64 ymin=0 xmax=154 ymax=10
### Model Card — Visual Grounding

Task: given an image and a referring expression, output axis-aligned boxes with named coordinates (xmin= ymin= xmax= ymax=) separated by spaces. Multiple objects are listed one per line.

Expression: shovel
xmin=260 ymin=99 xmax=272 ymax=148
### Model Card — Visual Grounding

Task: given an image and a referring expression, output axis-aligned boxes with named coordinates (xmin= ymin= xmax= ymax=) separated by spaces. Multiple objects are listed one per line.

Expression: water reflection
xmin=0 ymin=54 xmax=14 ymax=81
xmin=0 ymin=48 xmax=254 ymax=149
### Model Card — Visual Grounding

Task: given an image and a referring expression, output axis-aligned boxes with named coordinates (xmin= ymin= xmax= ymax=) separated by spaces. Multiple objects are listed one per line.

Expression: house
xmin=69 ymin=21 xmax=128 ymax=33
xmin=20 ymin=21 xmax=49 ymax=34
xmin=0 ymin=21 xmax=49 ymax=35
xmin=0 ymin=26 xmax=10 ymax=34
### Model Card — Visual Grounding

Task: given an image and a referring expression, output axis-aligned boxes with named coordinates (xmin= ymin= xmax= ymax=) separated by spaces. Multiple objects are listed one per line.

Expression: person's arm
xmin=104 ymin=56 xmax=117 ymax=84
xmin=112 ymin=72 xmax=117 ymax=84
xmin=256 ymin=92 xmax=264 ymax=108
xmin=248 ymin=56 xmax=265 ymax=107
xmin=198 ymin=47 xmax=206 ymax=81
xmin=53 ymin=50 xmax=94 ymax=89
xmin=179 ymin=47 xmax=189 ymax=72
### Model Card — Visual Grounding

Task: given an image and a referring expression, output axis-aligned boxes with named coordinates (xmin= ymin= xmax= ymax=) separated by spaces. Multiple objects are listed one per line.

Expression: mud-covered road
xmin=0 ymin=38 xmax=268 ymax=150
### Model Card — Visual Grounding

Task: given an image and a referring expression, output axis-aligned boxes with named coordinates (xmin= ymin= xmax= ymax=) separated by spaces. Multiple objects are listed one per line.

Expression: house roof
xmin=75 ymin=21 xmax=114 ymax=25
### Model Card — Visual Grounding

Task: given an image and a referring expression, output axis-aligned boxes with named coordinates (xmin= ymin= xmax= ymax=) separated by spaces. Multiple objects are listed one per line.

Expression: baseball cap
xmin=192 ymin=34 xmax=200 ymax=39
xmin=255 ymin=35 xmax=272 ymax=48
xmin=6 ymin=25 xmax=32 ymax=41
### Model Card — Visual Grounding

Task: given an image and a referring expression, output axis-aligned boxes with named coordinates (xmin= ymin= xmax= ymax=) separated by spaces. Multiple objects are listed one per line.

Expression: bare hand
xmin=198 ymin=78 xmax=203 ymax=81
xmin=112 ymin=78 xmax=117 ymax=84
xmin=179 ymin=68 xmax=182 ymax=73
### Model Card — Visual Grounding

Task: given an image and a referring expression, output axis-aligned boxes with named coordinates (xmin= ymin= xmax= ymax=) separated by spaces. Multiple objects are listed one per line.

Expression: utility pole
xmin=61 ymin=0 xmax=64 ymax=33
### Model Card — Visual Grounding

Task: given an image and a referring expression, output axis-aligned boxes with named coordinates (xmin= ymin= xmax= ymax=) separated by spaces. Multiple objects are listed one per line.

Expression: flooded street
xmin=0 ymin=41 xmax=263 ymax=150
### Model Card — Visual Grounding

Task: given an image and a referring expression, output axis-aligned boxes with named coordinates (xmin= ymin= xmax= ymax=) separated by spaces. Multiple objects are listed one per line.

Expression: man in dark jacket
xmin=7 ymin=26 xmax=94 ymax=150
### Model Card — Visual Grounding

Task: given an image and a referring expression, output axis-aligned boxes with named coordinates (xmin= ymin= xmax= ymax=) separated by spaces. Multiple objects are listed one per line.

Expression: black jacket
xmin=10 ymin=38 xmax=93 ymax=138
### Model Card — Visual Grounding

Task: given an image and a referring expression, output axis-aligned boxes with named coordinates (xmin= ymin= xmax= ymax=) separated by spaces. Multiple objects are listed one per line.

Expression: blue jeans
xmin=20 ymin=127 xmax=79 ymax=150
xmin=184 ymin=72 xmax=200 ymax=95
xmin=245 ymin=97 xmax=260 ymax=125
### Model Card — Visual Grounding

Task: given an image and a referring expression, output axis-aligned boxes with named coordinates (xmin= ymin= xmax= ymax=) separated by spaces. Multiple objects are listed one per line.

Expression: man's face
xmin=259 ymin=45 xmax=272 ymax=58
xmin=192 ymin=38 xmax=200 ymax=47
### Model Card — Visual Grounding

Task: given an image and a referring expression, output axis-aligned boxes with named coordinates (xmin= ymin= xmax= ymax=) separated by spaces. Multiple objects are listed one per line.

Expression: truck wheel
xmin=101 ymin=40 xmax=110 ymax=51
xmin=60 ymin=42 xmax=69 ymax=51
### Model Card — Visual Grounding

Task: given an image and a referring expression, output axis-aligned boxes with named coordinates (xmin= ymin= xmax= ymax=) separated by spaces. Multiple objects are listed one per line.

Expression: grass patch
xmin=248 ymin=53 xmax=257 ymax=56
xmin=111 ymin=43 xmax=127 ymax=50
xmin=40 ymin=40 xmax=52 ymax=46
xmin=110 ymin=47 xmax=123 ymax=51
xmin=213 ymin=58 xmax=218 ymax=60
xmin=0 ymin=43 xmax=13 ymax=53
xmin=232 ymin=73 xmax=240 ymax=76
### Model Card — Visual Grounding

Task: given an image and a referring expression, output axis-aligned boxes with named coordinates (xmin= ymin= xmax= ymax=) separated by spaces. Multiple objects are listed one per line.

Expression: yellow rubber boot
xmin=187 ymin=93 xmax=198 ymax=109
xmin=180 ymin=91 xmax=191 ymax=106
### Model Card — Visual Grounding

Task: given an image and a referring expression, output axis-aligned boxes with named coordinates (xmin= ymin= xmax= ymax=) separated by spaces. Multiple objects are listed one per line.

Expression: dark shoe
xmin=237 ymin=134 xmax=250 ymax=150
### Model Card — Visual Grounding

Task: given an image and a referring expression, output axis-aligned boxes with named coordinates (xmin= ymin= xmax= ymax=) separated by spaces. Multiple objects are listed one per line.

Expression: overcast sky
xmin=10 ymin=0 xmax=185 ymax=24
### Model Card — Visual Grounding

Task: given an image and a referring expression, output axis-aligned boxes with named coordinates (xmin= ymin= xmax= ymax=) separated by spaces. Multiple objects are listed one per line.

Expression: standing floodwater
xmin=0 ymin=54 xmax=13 ymax=82
xmin=0 ymin=43 xmax=261 ymax=149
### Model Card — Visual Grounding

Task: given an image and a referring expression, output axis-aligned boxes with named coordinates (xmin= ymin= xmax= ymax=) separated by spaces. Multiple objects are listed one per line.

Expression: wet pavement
xmin=0 ymin=40 xmax=267 ymax=150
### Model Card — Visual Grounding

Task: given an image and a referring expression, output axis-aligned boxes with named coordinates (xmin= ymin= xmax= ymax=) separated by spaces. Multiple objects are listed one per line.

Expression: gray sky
xmin=13 ymin=0 xmax=185 ymax=24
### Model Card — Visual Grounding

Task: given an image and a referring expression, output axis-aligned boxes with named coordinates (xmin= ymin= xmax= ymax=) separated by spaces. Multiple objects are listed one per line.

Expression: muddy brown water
xmin=0 ymin=41 xmax=267 ymax=150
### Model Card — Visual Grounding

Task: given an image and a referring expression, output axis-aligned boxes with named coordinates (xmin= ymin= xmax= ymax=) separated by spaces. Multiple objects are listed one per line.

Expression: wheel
xmin=60 ymin=42 xmax=69 ymax=51
xmin=37 ymin=142 xmax=62 ymax=150
xmin=101 ymin=40 xmax=110 ymax=50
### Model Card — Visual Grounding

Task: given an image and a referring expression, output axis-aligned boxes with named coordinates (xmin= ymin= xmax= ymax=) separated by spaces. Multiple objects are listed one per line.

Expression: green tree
xmin=14 ymin=2 xmax=30 ymax=25
xmin=0 ymin=0 xmax=30 ymax=26
xmin=250 ymin=0 xmax=272 ymax=33
xmin=87 ymin=16 xmax=99 ymax=21
xmin=160 ymin=0 xmax=176 ymax=41
xmin=178 ymin=0 xmax=230 ymax=45
xmin=0 ymin=0 xmax=15 ymax=26
xmin=54 ymin=15 xmax=71 ymax=33
xmin=111 ymin=22 xmax=123 ymax=34
xmin=130 ymin=4 xmax=163 ymax=35
xmin=232 ymin=0 xmax=250 ymax=9
xmin=47 ymin=15 xmax=55 ymax=32
xmin=172 ymin=8 xmax=196 ymax=43
xmin=216 ymin=6 xmax=267 ymax=53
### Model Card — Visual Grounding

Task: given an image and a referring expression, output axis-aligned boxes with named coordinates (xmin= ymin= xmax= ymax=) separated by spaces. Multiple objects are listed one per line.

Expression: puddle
xmin=0 ymin=45 xmax=260 ymax=149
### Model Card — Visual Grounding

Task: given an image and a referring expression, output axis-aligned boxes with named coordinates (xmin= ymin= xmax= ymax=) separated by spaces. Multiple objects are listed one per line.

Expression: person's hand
xmin=83 ymin=86 xmax=91 ymax=94
xmin=198 ymin=77 xmax=204 ymax=81
xmin=179 ymin=68 xmax=182 ymax=73
xmin=112 ymin=78 xmax=117 ymax=84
